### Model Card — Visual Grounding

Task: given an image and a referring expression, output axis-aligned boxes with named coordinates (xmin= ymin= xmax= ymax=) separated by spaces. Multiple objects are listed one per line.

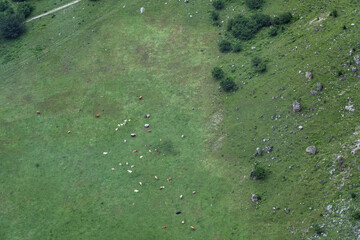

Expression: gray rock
xmin=349 ymin=49 xmax=355 ymax=56
xmin=264 ymin=146 xmax=273 ymax=153
xmin=358 ymin=166 xmax=360 ymax=171
xmin=285 ymin=208 xmax=291 ymax=214
xmin=310 ymin=90 xmax=318 ymax=95
xmin=305 ymin=71 xmax=313 ymax=80
xmin=144 ymin=124 xmax=150 ymax=128
xmin=354 ymin=55 xmax=360 ymax=65
xmin=292 ymin=100 xmax=301 ymax=113
xmin=250 ymin=194 xmax=260 ymax=202
xmin=316 ymin=83 xmax=323 ymax=91
xmin=254 ymin=147 xmax=262 ymax=157
xmin=306 ymin=146 xmax=317 ymax=154
xmin=351 ymin=147 xmax=360 ymax=155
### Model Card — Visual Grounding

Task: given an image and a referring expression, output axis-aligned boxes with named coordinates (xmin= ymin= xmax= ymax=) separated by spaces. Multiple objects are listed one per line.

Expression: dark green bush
xmin=253 ymin=13 xmax=271 ymax=29
xmin=211 ymin=66 xmax=225 ymax=79
xmin=313 ymin=224 xmax=324 ymax=235
xmin=0 ymin=14 xmax=25 ymax=39
xmin=252 ymin=56 xmax=266 ymax=73
xmin=353 ymin=211 xmax=360 ymax=220
xmin=351 ymin=192 xmax=357 ymax=199
xmin=212 ymin=0 xmax=224 ymax=10
xmin=0 ymin=0 xmax=10 ymax=12
xmin=210 ymin=10 xmax=219 ymax=21
xmin=220 ymin=77 xmax=236 ymax=92
xmin=269 ymin=27 xmax=278 ymax=36
xmin=278 ymin=12 xmax=292 ymax=24
xmin=232 ymin=42 xmax=242 ymax=52
xmin=17 ymin=2 xmax=33 ymax=18
xmin=252 ymin=166 xmax=267 ymax=179
xmin=218 ymin=39 xmax=232 ymax=53
xmin=271 ymin=16 xmax=280 ymax=25
xmin=245 ymin=0 xmax=264 ymax=10
xmin=330 ymin=9 xmax=338 ymax=18
xmin=227 ymin=14 xmax=257 ymax=40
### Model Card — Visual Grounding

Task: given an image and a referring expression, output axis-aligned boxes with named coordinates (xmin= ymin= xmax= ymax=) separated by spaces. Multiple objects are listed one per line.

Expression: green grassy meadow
xmin=1 ymin=0 xmax=360 ymax=239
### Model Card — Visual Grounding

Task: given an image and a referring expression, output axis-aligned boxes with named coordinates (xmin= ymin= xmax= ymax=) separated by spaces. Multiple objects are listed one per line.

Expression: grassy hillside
xmin=0 ymin=0 xmax=359 ymax=239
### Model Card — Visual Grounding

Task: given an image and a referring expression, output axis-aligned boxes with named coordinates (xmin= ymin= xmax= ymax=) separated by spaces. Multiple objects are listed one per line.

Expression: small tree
xmin=269 ymin=27 xmax=278 ymax=36
xmin=0 ymin=0 xmax=10 ymax=12
xmin=0 ymin=14 xmax=25 ymax=39
xmin=17 ymin=2 xmax=34 ymax=18
xmin=330 ymin=9 xmax=338 ymax=18
xmin=232 ymin=42 xmax=242 ymax=52
xmin=253 ymin=13 xmax=271 ymax=29
xmin=245 ymin=0 xmax=264 ymax=10
xmin=211 ymin=66 xmax=225 ymax=79
xmin=210 ymin=10 xmax=219 ymax=21
xmin=251 ymin=166 xmax=267 ymax=179
xmin=252 ymin=56 xmax=266 ymax=73
xmin=313 ymin=224 xmax=324 ymax=235
xmin=353 ymin=211 xmax=360 ymax=220
xmin=227 ymin=14 xmax=258 ymax=40
xmin=212 ymin=0 xmax=224 ymax=10
xmin=278 ymin=12 xmax=292 ymax=24
xmin=218 ymin=39 xmax=232 ymax=53
xmin=220 ymin=77 xmax=236 ymax=92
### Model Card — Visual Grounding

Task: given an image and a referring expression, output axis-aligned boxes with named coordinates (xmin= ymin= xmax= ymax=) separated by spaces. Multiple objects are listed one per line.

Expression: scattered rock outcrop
xmin=306 ymin=146 xmax=317 ymax=154
xmin=305 ymin=71 xmax=313 ymax=80
xmin=292 ymin=101 xmax=301 ymax=113
xmin=250 ymin=194 xmax=260 ymax=202
xmin=354 ymin=55 xmax=360 ymax=65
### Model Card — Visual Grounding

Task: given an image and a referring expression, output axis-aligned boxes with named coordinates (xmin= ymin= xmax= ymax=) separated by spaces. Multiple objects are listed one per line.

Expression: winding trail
xmin=26 ymin=0 xmax=82 ymax=23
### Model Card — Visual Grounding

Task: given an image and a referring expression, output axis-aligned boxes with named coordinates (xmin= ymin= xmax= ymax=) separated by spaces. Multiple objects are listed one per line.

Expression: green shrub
xmin=351 ymin=192 xmax=357 ymax=199
xmin=211 ymin=67 xmax=225 ymax=79
xmin=212 ymin=0 xmax=224 ymax=10
xmin=278 ymin=12 xmax=292 ymax=24
xmin=17 ymin=2 xmax=33 ymax=18
xmin=0 ymin=0 xmax=10 ymax=12
xmin=313 ymin=224 xmax=324 ymax=235
xmin=220 ymin=77 xmax=236 ymax=92
xmin=218 ymin=39 xmax=232 ymax=53
xmin=252 ymin=56 xmax=266 ymax=73
xmin=245 ymin=0 xmax=264 ymax=10
xmin=253 ymin=13 xmax=271 ymax=29
xmin=232 ymin=42 xmax=242 ymax=52
xmin=353 ymin=211 xmax=360 ymax=220
xmin=210 ymin=10 xmax=219 ymax=21
xmin=271 ymin=16 xmax=280 ymax=25
xmin=252 ymin=166 xmax=267 ymax=179
xmin=227 ymin=14 xmax=257 ymax=40
xmin=330 ymin=9 xmax=338 ymax=18
xmin=0 ymin=14 xmax=25 ymax=39
xmin=269 ymin=27 xmax=278 ymax=36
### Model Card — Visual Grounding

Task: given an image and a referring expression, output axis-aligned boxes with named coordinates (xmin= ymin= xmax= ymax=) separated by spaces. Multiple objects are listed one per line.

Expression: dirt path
xmin=26 ymin=0 xmax=82 ymax=23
